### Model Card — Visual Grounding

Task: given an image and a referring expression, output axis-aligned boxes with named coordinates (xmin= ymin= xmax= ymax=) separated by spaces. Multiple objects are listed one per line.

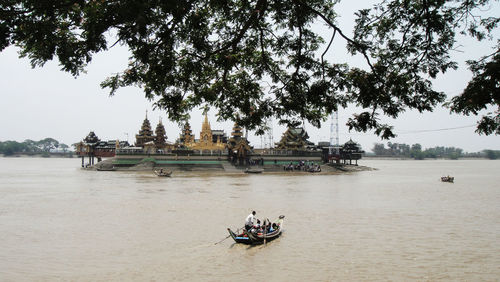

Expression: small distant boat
xmin=228 ymin=215 xmax=285 ymax=245
xmin=154 ymin=169 xmax=172 ymax=177
xmin=244 ymin=168 xmax=263 ymax=174
xmin=96 ymin=167 xmax=115 ymax=171
xmin=308 ymin=166 xmax=322 ymax=173
xmin=441 ymin=176 xmax=454 ymax=183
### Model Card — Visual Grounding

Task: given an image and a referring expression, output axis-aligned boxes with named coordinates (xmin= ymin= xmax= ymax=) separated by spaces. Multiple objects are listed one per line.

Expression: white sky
xmin=1 ymin=1 xmax=499 ymax=153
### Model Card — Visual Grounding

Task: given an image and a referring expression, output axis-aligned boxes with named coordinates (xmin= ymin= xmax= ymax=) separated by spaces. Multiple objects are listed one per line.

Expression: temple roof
xmin=212 ymin=130 xmax=226 ymax=135
xmin=84 ymin=131 xmax=100 ymax=144
xmin=343 ymin=139 xmax=363 ymax=152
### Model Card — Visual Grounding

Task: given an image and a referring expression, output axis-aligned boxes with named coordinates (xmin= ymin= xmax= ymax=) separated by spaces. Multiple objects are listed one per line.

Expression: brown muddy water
xmin=0 ymin=158 xmax=499 ymax=281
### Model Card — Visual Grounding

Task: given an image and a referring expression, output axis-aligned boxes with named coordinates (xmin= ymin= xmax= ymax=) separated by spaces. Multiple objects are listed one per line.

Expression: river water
xmin=0 ymin=158 xmax=498 ymax=281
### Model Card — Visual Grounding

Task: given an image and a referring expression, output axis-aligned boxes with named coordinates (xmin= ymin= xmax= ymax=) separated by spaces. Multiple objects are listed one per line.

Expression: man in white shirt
xmin=245 ymin=211 xmax=256 ymax=231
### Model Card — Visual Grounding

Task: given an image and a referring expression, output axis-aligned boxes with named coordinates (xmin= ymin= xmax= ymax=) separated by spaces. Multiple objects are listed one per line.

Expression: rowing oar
xmin=264 ymin=219 xmax=269 ymax=245
xmin=214 ymin=234 xmax=231 ymax=245
xmin=215 ymin=227 xmax=242 ymax=245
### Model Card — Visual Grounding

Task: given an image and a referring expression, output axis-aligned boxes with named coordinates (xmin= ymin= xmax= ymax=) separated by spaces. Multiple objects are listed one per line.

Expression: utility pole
xmin=268 ymin=118 xmax=274 ymax=150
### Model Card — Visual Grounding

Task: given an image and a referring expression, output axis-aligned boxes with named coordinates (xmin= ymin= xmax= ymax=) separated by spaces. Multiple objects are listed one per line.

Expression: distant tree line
xmin=371 ymin=142 xmax=500 ymax=160
xmin=0 ymin=138 xmax=70 ymax=156
xmin=483 ymin=150 xmax=500 ymax=160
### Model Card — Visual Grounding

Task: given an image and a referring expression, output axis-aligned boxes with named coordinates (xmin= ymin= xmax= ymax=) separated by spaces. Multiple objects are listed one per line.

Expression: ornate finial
xmin=159 ymin=116 xmax=162 ymax=124
xmin=145 ymin=110 xmax=148 ymax=119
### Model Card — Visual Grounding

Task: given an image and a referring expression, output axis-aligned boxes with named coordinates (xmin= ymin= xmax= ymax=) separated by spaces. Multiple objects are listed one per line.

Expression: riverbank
xmin=89 ymin=156 xmax=373 ymax=174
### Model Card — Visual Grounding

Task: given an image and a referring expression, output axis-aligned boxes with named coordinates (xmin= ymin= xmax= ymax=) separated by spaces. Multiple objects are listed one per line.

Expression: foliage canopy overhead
xmin=1 ymin=0 xmax=499 ymax=137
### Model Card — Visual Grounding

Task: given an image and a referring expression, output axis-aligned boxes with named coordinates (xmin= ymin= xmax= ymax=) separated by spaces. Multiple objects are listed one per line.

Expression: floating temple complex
xmin=75 ymin=113 xmax=363 ymax=171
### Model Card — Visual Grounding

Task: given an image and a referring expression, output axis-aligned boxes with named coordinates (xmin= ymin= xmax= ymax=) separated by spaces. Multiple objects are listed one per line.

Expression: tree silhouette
xmin=1 ymin=0 xmax=498 ymax=137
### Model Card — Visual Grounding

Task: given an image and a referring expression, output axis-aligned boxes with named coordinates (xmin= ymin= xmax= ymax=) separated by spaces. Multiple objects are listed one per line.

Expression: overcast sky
xmin=1 ymin=1 xmax=499 ymax=153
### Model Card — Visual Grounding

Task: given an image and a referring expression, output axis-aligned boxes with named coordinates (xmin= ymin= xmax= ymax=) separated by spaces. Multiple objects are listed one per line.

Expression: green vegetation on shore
xmin=371 ymin=142 xmax=500 ymax=160
xmin=483 ymin=150 xmax=500 ymax=160
xmin=0 ymin=138 xmax=72 ymax=157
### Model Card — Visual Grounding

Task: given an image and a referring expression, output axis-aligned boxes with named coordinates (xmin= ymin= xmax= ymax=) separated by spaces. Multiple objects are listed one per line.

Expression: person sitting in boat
xmin=260 ymin=219 xmax=267 ymax=232
xmin=254 ymin=219 xmax=261 ymax=230
xmin=250 ymin=219 xmax=262 ymax=233
xmin=245 ymin=211 xmax=256 ymax=231
xmin=264 ymin=220 xmax=272 ymax=232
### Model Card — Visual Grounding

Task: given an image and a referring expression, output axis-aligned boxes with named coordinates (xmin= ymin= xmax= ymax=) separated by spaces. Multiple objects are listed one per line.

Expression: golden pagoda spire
xmin=202 ymin=111 xmax=211 ymax=132
xmin=199 ymin=111 xmax=213 ymax=146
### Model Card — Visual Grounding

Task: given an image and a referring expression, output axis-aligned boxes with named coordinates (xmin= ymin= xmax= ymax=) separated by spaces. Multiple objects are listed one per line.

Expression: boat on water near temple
xmin=154 ymin=169 xmax=172 ymax=177
xmin=228 ymin=215 xmax=285 ymax=245
xmin=244 ymin=168 xmax=264 ymax=174
xmin=96 ymin=167 xmax=116 ymax=171
xmin=308 ymin=166 xmax=322 ymax=173
xmin=441 ymin=176 xmax=454 ymax=183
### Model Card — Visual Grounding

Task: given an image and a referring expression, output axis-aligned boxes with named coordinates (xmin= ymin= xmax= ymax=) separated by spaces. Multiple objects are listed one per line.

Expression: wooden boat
xmin=441 ymin=176 xmax=454 ymax=183
xmin=226 ymin=228 xmax=253 ymax=244
xmin=96 ymin=167 xmax=115 ymax=171
xmin=308 ymin=166 xmax=322 ymax=173
xmin=244 ymin=168 xmax=264 ymax=174
xmin=228 ymin=215 xmax=285 ymax=245
xmin=154 ymin=169 xmax=172 ymax=177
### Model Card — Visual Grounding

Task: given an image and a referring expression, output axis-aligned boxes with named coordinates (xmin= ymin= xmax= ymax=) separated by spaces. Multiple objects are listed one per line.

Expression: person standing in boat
xmin=245 ymin=211 xmax=256 ymax=231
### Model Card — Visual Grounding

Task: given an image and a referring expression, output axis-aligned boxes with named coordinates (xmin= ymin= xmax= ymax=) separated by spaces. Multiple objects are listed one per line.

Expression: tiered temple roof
xmin=84 ymin=131 xmax=100 ymax=144
xmin=227 ymin=123 xmax=251 ymax=154
xmin=154 ymin=118 xmax=167 ymax=149
xmin=226 ymin=123 xmax=252 ymax=164
xmin=275 ymin=127 xmax=314 ymax=150
xmin=135 ymin=114 xmax=155 ymax=147
xmin=179 ymin=122 xmax=195 ymax=146
xmin=342 ymin=139 xmax=364 ymax=153
xmin=231 ymin=124 xmax=244 ymax=138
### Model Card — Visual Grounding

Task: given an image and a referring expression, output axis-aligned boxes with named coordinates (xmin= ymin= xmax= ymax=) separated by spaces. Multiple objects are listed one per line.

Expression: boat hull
xmin=441 ymin=176 xmax=454 ymax=183
xmin=154 ymin=170 xmax=172 ymax=177
xmin=244 ymin=168 xmax=264 ymax=173
xmin=245 ymin=228 xmax=282 ymax=244
xmin=228 ymin=215 xmax=285 ymax=245
xmin=227 ymin=228 xmax=253 ymax=244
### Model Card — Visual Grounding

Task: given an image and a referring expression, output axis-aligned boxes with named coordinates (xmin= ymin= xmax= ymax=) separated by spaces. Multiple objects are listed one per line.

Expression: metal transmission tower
xmin=267 ymin=117 xmax=274 ymax=149
xmin=329 ymin=111 xmax=339 ymax=155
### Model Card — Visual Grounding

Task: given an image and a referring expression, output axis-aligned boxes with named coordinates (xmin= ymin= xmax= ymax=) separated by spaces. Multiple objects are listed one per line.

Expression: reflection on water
xmin=0 ymin=158 xmax=499 ymax=281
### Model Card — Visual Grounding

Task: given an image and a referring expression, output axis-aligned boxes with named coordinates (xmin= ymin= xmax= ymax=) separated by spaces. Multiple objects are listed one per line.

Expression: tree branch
xmin=293 ymin=0 xmax=377 ymax=73
xmin=206 ymin=0 xmax=268 ymax=58
xmin=321 ymin=29 xmax=336 ymax=79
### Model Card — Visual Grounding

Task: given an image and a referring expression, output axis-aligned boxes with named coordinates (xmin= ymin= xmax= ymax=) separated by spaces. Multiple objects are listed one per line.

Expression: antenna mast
xmin=330 ymin=111 xmax=339 ymax=154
